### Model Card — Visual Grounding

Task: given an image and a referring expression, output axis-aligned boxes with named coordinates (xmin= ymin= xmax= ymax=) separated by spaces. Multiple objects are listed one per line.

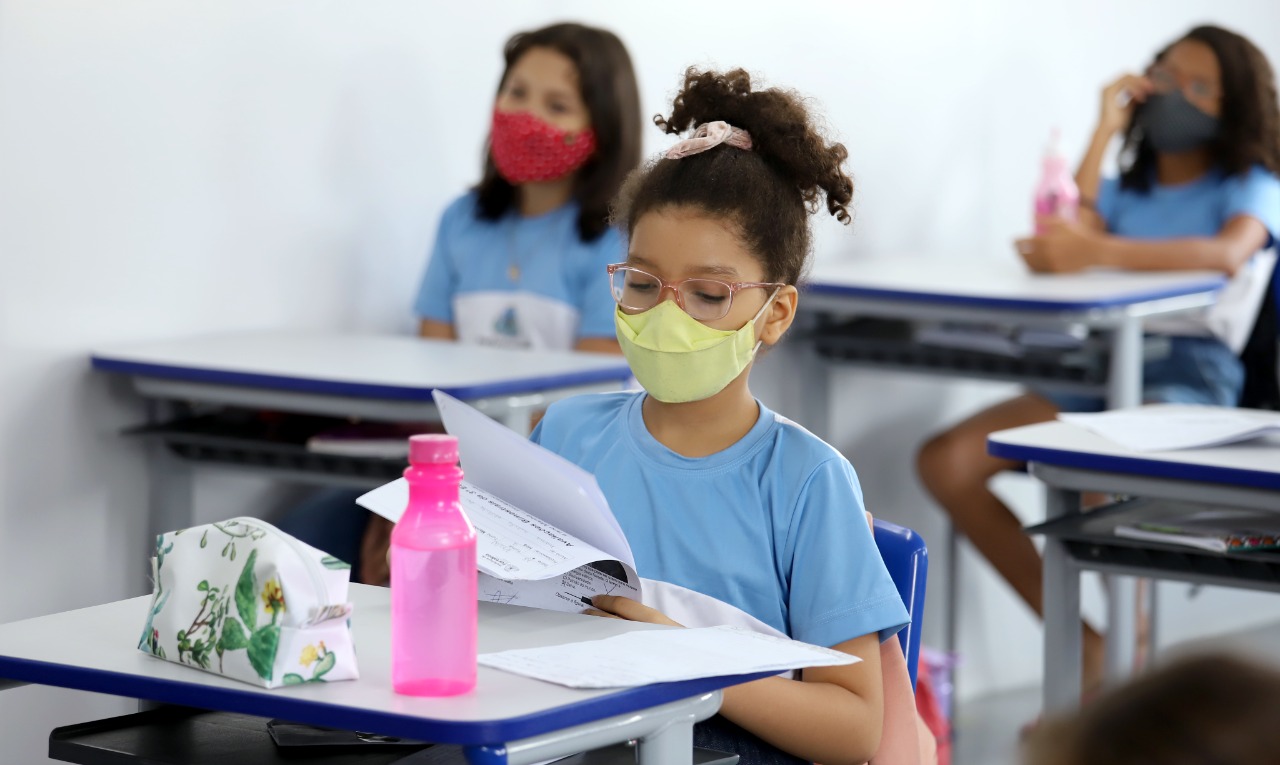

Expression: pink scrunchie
xmin=664 ymin=121 xmax=753 ymax=159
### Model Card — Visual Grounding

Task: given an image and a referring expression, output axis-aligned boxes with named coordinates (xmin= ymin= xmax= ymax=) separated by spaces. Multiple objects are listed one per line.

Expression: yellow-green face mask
xmin=614 ymin=292 xmax=777 ymax=404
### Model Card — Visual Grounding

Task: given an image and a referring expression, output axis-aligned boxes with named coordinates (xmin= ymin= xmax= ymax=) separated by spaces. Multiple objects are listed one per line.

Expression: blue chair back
xmin=873 ymin=518 xmax=928 ymax=690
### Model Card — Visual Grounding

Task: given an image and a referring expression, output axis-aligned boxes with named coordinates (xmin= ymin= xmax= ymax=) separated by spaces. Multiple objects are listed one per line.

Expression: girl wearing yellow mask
xmin=531 ymin=69 xmax=910 ymax=765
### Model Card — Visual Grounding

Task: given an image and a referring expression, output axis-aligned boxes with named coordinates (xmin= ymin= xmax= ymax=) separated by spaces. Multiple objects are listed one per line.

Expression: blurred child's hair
xmin=1122 ymin=24 xmax=1280 ymax=192
xmin=1023 ymin=653 xmax=1280 ymax=765
xmin=612 ymin=68 xmax=853 ymax=285
xmin=476 ymin=22 xmax=641 ymax=241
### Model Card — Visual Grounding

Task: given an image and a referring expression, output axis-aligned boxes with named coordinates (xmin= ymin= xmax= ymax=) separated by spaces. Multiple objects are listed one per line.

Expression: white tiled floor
xmin=951 ymin=619 xmax=1280 ymax=765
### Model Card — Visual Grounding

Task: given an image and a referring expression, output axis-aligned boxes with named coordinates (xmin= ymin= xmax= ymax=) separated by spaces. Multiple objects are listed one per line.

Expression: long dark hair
xmin=612 ymin=68 xmax=853 ymax=286
xmin=1120 ymin=25 xmax=1280 ymax=192
xmin=474 ymin=23 xmax=641 ymax=242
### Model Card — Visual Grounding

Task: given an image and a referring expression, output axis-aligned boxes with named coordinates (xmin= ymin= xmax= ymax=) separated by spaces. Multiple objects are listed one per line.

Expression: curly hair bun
xmin=658 ymin=68 xmax=853 ymax=224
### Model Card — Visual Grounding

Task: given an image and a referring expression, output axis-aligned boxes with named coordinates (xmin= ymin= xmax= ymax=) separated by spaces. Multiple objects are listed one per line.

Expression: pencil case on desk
xmin=138 ymin=517 xmax=359 ymax=689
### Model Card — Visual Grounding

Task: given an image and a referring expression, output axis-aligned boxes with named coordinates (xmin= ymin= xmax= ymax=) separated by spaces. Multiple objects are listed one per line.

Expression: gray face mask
xmin=1137 ymin=91 xmax=1220 ymax=153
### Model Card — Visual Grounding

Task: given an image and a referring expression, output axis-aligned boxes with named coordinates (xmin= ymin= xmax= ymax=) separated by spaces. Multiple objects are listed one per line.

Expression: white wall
xmin=3 ymin=1 xmax=1279 ymax=758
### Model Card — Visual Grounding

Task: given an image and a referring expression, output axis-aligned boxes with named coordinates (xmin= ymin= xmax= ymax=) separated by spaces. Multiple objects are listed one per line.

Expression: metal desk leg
xmin=945 ymin=522 xmax=960 ymax=656
xmin=635 ymin=712 xmax=697 ymax=765
xmin=467 ymin=692 xmax=722 ymax=765
xmin=1104 ymin=575 xmax=1137 ymax=680
xmin=1043 ymin=486 xmax=1082 ymax=715
xmin=1105 ymin=313 xmax=1142 ymax=410
xmin=1104 ymin=313 xmax=1143 ymax=682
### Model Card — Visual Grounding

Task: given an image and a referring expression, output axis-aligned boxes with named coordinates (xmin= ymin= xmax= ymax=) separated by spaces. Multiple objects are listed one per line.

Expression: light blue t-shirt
xmin=414 ymin=193 xmax=624 ymax=349
xmin=1097 ymin=165 xmax=1280 ymax=353
xmin=531 ymin=391 xmax=910 ymax=649
xmin=1096 ymin=165 xmax=1280 ymax=243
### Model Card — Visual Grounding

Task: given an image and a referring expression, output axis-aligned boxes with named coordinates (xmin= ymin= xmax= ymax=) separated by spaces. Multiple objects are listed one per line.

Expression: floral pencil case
xmin=138 ymin=516 xmax=359 ymax=689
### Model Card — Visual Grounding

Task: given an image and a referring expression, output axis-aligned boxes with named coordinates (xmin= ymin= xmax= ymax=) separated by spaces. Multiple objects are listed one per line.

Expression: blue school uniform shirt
xmin=530 ymin=391 xmax=910 ymax=648
xmin=1096 ymin=165 xmax=1280 ymax=243
xmin=414 ymin=193 xmax=623 ymax=350
xmin=1096 ymin=165 xmax=1280 ymax=353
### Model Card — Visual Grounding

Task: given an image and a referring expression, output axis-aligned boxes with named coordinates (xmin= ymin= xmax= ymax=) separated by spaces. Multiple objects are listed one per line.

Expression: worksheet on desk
xmin=480 ymin=625 xmax=860 ymax=689
xmin=358 ymin=479 xmax=640 ymax=614
xmin=1060 ymin=406 xmax=1280 ymax=451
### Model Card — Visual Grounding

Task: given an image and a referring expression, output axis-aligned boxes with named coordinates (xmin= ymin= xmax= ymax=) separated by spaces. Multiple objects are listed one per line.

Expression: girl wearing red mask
xmin=414 ymin=22 xmax=642 ymax=353
xmin=279 ymin=24 xmax=640 ymax=586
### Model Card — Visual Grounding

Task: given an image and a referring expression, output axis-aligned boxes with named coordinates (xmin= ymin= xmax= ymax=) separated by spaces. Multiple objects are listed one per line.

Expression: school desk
xmin=988 ymin=409 xmax=1280 ymax=714
xmin=792 ymin=256 xmax=1226 ymax=675
xmin=797 ymin=257 xmax=1226 ymax=437
xmin=0 ymin=584 xmax=765 ymax=764
xmin=91 ymin=331 xmax=633 ymax=542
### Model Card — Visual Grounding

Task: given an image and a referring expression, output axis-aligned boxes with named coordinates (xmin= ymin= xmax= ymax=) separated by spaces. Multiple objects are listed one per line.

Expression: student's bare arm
xmin=1018 ymin=215 xmax=1270 ymax=275
xmin=1094 ymin=215 xmax=1271 ymax=274
xmin=717 ymin=632 xmax=884 ymax=765
xmin=419 ymin=319 xmax=457 ymax=340
xmin=585 ymin=596 xmax=885 ymax=765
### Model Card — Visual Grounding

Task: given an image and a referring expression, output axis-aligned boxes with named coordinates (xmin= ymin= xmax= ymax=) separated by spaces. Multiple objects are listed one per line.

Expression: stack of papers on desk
xmin=479 ymin=625 xmax=858 ymax=689
xmin=1059 ymin=406 xmax=1280 ymax=451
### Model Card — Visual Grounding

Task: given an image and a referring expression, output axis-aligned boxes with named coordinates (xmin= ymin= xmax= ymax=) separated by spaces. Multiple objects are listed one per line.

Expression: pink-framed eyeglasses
xmin=606 ymin=263 xmax=784 ymax=322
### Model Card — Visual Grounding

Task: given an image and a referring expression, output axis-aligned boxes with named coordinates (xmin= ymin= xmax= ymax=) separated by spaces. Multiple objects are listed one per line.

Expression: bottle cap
xmin=409 ymin=434 xmax=459 ymax=465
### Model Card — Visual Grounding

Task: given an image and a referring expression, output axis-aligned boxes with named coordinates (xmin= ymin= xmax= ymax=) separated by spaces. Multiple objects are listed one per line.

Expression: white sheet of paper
xmin=357 ymin=481 xmax=637 ymax=579
xmin=1113 ymin=525 xmax=1231 ymax=553
xmin=479 ymin=625 xmax=859 ymax=689
xmin=1059 ymin=407 xmax=1280 ymax=452
xmin=432 ymin=390 xmax=634 ymax=568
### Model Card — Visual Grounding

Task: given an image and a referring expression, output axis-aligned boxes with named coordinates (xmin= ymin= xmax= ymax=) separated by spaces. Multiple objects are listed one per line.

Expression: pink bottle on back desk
xmin=391 ymin=434 xmax=477 ymax=696
xmin=1033 ymin=129 xmax=1080 ymax=234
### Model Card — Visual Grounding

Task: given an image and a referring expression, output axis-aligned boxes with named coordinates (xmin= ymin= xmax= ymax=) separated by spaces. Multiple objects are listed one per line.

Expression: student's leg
xmin=916 ymin=393 xmax=1105 ymax=685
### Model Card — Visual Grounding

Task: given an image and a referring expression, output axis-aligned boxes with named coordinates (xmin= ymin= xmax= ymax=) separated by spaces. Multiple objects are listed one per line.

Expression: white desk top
xmin=0 ymin=585 xmax=756 ymax=745
xmin=989 ymin=406 xmax=1280 ymax=491
xmin=90 ymin=331 xmax=633 ymax=401
xmin=805 ymin=258 xmax=1225 ymax=311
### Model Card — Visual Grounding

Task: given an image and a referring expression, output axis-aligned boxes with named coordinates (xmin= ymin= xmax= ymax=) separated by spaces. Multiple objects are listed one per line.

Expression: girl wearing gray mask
xmin=919 ymin=24 xmax=1280 ymax=695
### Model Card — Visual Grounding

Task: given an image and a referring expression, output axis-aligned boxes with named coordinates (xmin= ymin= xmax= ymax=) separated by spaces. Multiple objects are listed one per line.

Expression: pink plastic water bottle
xmin=391 ymin=434 xmax=477 ymax=696
xmin=1033 ymin=129 xmax=1080 ymax=234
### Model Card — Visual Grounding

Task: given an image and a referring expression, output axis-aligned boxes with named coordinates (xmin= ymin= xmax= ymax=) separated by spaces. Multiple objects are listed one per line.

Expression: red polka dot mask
xmin=489 ymin=108 xmax=597 ymax=184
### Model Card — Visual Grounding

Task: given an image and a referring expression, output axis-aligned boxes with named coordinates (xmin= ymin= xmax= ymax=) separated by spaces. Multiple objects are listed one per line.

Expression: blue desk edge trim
xmin=987 ymin=439 xmax=1280 ymax=491
xmin=89 ymin=356 xmax=632 ymax=401
xmin=804 ymin=279 xmax=1224 ymax=312
xmin=0 ymin=654 xmax=768 ymax=746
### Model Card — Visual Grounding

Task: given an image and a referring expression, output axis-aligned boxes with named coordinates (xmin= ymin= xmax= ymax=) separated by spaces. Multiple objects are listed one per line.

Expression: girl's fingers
xmin=581 ymin=608 xmax=622 ymax=619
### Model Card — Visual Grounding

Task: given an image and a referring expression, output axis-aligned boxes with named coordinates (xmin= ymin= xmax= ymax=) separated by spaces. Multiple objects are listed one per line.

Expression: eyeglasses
xmin=1148 ymin=64 xmax=1219 ymax=104
xmin=607 ymin=263 xmax=784 ymax=322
